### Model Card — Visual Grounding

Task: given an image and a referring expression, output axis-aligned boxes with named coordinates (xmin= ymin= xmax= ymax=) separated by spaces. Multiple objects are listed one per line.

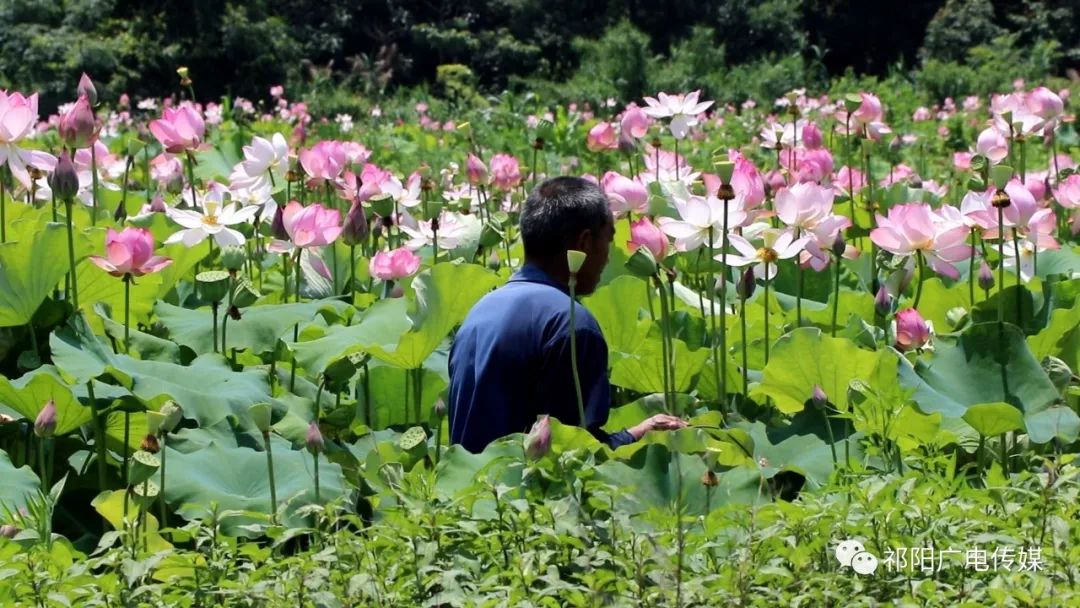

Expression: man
xmin=449 ymin=176 xmax=686 ymax=453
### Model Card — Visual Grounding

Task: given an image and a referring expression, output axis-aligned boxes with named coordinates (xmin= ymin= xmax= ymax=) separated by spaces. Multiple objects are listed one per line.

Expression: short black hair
xmin=519 ymin=176 xmax=613 ymax=259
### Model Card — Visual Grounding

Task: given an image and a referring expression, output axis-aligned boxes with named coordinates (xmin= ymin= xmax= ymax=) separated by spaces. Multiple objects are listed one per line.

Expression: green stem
xmin=740 ymin=295 xmax=749 ymax=401
xmin=763 ymin=279 xmax=771 ymax=364
xmin=719 ymin=208 xmax=730 ymax=412
xmin=123 ymin=276 xmax=131 ymax=352
xmin=90 ymin=144 xmax=99 ymax=225
xmin=913 ymin=251 xmax=925 ymax=310
xmin=264 ymin=431 xmax=278 ymax=523
xmin=313 ymin=451 xmax=321 ymax=504
xmin=290 ymin=250 xmax=301 ymax=392
xmin=158 ymin=435 xmax=167 ymax=528
xmin=707 ymin=228 xmax=723 ymax=411
xmin=222 ymin=275 xmax=234 ymax=353
xmin=37 ymin=438 xmax=48 ymax=492
xmin=831 ymin=255 xmax=841 ymax=336
xmin=0 ymin=165 xmax=6 ymax=243
xmin=1012 ymin=228 xmax=1022 ymax=325
xmin=64 ymin=200 xmax=80 ymax=310
xmin=87 ymin=381 xmax=106 ymax=489
xmin=822 ymin=406 xmax=837 ymax=467
xmin=997 ymin=206 xmax=1005 ymax=328
xmin=968 ymin=229 xmax=976 ymax=309
xmin=211 ymin=302 xmax=219 ymax=354
xmin=569 ymin=277 xmax=587 ymax=427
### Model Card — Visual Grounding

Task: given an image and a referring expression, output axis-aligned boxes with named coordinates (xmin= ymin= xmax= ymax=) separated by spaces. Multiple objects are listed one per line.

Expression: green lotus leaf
xmin=0 ymin=216 xmax=88 ymax=327
xmin=755 ymin=328 xmax=891 ymax=415
xmin=962 ymin=402 xmax=1025 ymax=437
xmin=0 ymin=370 xmax=91 ymax=436
xmin=156 ymin=300 xmax=336 ymax=355
xmin=610 ymin=337 xmax=708 ymax=394
xmin=163 ymin=440 xmax=346 ymax=537
xmin=0 ymin=450 xmax=41 ymax=514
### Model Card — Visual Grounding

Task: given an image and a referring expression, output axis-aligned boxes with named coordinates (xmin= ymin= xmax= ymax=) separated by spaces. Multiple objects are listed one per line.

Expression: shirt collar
xmin=508 ymin=262 xmax=570 ymax=295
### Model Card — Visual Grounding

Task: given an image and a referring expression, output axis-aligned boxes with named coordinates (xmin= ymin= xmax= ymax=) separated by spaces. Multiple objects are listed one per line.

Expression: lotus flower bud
xmin=220 ymin=246 xmax=246 ymax=272
xmin=566 ymin=250 xmax=587 ymax=274
xmin=487 ymin=250 xmax=501 ymax=271
xmin=874 ymin=285 xmax=892 ymax=317
xmin=433 ymin=399 xmax=447 ymax=418
xmin=617 ymin=130 xmax=637 ymax=156
xmin=736 ymin=267 xmax=756 ymax=300
xmin=159 ymin=400 xmax=183 ymax=434
xmin=306 ymin=421 xmax=324 ymax=454
xmin=34 ymin=400 xmax=57 ymax=438
xmin=831 ymin=233 xmax=846 ymax=259
xmin=341 ymin=199 xmax=369 ymax=246
xmin=466 ymin=154 xmax=488 ymax=185
xmin=812 ymin=385 xmax=827 ymax=410
xmin=978 ymin=260 xmax=994 ymax=291
xmin=524 ymin=415 xmax=551 ymax=460
xmin=113 ymin=197 xmax=128 ymax=223
xmin=59 ymin=96 xmax=97 ymax=148
xmin=49 ymin=150 xmax=80 ymax=202
xmin=895 ymin=308 xmax=931 ymax=352
xmin=0 ymin=524 xmax=16 ymax=539
xmin=78 ymin=73 xmax=97 ymax=106
xmin=165 ymin=172 xmax=185 ymax=196
xmin=271 ymin=203 xmax=290 ymax=240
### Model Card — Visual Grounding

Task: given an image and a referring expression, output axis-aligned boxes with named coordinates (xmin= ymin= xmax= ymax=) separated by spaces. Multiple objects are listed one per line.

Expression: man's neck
xmin=525 ymin=257 xmax=570 ymax=288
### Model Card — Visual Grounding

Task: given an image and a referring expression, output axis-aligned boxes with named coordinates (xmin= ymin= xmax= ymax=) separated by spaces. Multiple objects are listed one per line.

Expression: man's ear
xmin=574 ymin=228 xmax=594 ymax=253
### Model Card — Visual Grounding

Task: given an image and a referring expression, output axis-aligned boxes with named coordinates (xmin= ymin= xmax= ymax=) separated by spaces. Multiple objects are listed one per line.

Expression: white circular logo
xmin=851 ymin=551 xmax=879 ymax=575
xmin=835 ymin=539 xmax=865 ymax=567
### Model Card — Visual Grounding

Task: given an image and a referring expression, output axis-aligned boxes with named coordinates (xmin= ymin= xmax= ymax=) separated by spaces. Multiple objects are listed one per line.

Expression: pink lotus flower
xmin=894 ymin=308 xmax=931 ymax=351
xmin=801 ymin=122 xmax=823 ymax=149
xmin=58 ymin=95 xmax=97 ymax=148
xmin=0 ymin=90 xmax=53 ymax=188
xmin=834 ymin=166 xmax=867 ymax=198
xmin=466 ymin=153 xmax=488 ymax=185
xmin=912 ymin=107 xmax=931 ymax=122
xmin=628 ymin=216 xmax=668 ymax=259
xmin=999 ymin=180 xmax=1058 ymax=249
xmin=775 ymin=182 xmax=835 ymax=231
xmin=953 ymin=152 xmax=973 ymax=171
xmin=601 ymin=171 xmax=648 ymax=216
xmin=781 ymin=148 xmax=834 ymax=184
xmin=149 ymin=105 xmax=205 ymax=153
xmin=641 ymin=146 xmax=699 ymax=186
xmin=870 ymin=203 xmax=971 ymax=279
xmin=851 ymin=93 xmax=883 ymax=124
xmin=1053 ymin=174 xmax=1080 ymax=234
xmin=490 ymin=153 xmax=521 ymax=191
xmin=1025 ymin=87 xmax=1064 ymax=128
xmin=277 ymin=201 xmax=342 ymax=248
xmin=369 ymin=247 xmax=421 ymax=280
xmin=641 ymin=90 xmax=714 ymax=139
xmin=299 ymin=140 xmax=347 ymax=187
xmin=620 ymin=105 xmax=649 ymax=139
xmin=586 ymin=122 xmax=618 ymax=151
xmin=89 ymin=227 xmax=173 ymax=278
xmin=975 ymin=127 xmax=1008 ymax=164
xmin=347 ymin=163 xmax=394 ymax=202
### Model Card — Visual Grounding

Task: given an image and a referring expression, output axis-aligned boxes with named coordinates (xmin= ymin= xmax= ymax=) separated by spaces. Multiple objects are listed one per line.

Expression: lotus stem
xmin=763 ymin=280 xmax=771 ymax=364
xmin=290 ymin=249 xmax=302 ymax=392
xmin=997 ymin=206 xmax=1005 ymax=328
xmin=210 ymin=301 xmax=219 ymax=354
xmin=707 ymin=228 xmax=723 ymax=410
xmin=90 ymin=143 xmax=99 ymax=225
xmin=37 ymin=437 xmax=48 ymax=492
xmin=968 ymin=228 xmax=976 ymax=309
xmin=832 ymin=255 xmax=841 ymax=337
xmin=159 ymin=434 xmax=168 ymax=527
xmin=740 ymin=291 xmax=749 ymax=401
xmin=1 ymin=166 xmax=7 ymax=243
xmin=313 ymin=451 xmax=321 ymax=504
xmin=1012 ymin=228 xmax=1022 ymax=324
xmin=913 ymin=250 xmax=925 ymax=310
xmin=64 ymin=199 xmax=80 ymax=310
xmin=569 ymin=276 xmax=587 ymax=427
xmin=263 ymin=430 xmax=278 ymax=523
xmin=123 ymin=275 xmax=131 ymax=353
xmin=87 ymin=381 xmax=106 ymax=489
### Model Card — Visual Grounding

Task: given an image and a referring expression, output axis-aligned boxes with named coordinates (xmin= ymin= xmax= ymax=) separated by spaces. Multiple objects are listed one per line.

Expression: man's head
xmin=520 ymin=176 xmax=614 ymax=295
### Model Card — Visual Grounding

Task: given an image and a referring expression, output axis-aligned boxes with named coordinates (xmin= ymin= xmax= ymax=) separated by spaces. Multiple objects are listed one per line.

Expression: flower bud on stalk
xmin=59 ymin=96 xmax=97 ymax=149
xmin=978 ymin=260 xmax=995 ymax=291
xmin=271 ymin=204 xmax=290 ymax=240
xmin=524 ymin=415 xmax=551 ymax=460
xmin=49 ymin=150 xmax=80 ymax=202
xmin=812 ymin=385 xmax=828 ymax=411
xmin=306 ymin=421 xmax=324 ymax=454
xmin=341 ymin=199 xmax=369 ymax=246
xmin=874 ymin=285 xmax=892 ymax=317
xmin=0 ymin=524 xmax=16 ymax=539
xmin=77 ymin=73 xmax=97 ymax=106
xmin=736 ymin=267 xmax=756 ymax=300
xmin=34 ymin=400 xmax=57 ymax=438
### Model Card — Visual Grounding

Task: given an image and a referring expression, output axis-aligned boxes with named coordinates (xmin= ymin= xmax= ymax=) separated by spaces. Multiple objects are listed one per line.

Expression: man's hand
xmin=628 ymin=414 xmax=688 ymax=440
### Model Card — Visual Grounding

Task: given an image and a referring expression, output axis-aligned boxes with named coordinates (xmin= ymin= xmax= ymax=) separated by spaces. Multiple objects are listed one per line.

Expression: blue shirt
xmin=449 ymin=262 xmax=635 ymax=452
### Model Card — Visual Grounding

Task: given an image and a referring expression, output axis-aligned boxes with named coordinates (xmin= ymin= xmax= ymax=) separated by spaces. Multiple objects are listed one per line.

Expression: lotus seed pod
xmin=220 ymin=246 xmax=246 ymax=272
xmin=566 ymin=250 xmax=587 ymax=274
xmin=160 ymin=401 xmax=183 ymax=433
xmin=249 ymin=403 xmax=272 ymax=433
xmin=714 ymin=160 xmax=735 ymax=184
xmin=195 ymin=270 xmax=230 ymax=303
xmin=1042 ymin=356 xmax=1072 ymax=393
xmin=129 ymin=450 xmax=161 ymax=485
